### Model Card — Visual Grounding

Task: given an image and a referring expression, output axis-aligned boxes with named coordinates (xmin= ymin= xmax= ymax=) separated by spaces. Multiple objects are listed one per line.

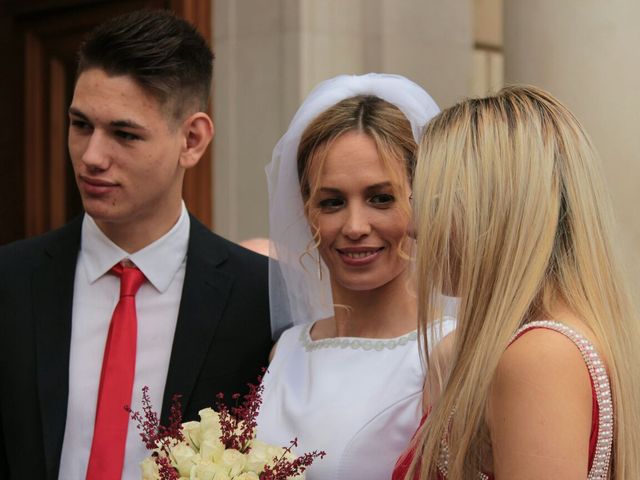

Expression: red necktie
xmin=86 ymin=263 xmax=145 ymax=480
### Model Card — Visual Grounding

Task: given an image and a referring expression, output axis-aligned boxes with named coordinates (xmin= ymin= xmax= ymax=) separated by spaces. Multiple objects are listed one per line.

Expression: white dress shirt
xmin=59 ymin=204 xmax=190 ymax=480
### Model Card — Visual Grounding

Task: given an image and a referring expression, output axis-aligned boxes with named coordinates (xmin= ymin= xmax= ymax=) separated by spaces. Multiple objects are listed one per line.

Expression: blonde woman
xmin=256 ymin=74 xmax=455 ymax=480
xmin=393 ymin=86 xmax=640 ymax=479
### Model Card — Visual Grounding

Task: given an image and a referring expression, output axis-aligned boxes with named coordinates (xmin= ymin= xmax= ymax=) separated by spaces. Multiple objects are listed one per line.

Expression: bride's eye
xmin=369 ymin=193 xmax=395 ymax=207
xmin=318 ymin=197 xmax=345 ymax=211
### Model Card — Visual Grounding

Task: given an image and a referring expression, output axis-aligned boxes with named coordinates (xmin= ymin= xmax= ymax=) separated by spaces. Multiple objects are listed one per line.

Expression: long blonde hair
xmin=409 ymin=85 xmax=640 ymax=478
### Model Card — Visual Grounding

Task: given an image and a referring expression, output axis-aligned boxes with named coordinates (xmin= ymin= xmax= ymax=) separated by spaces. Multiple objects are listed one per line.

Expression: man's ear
xmin=179 ymin=112 xmax=214 ymax=169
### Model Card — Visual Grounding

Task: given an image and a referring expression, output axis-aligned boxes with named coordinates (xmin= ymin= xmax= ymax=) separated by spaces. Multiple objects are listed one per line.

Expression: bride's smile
xmin=336 ymin=246 xmax=384 ymax=265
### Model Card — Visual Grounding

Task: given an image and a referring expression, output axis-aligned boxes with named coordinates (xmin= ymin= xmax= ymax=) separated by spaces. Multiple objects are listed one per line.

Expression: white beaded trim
xmin=436 ymin=320 xmax=613 ymax=479
xmin=299 ymin=324 xmax=418 ymax=352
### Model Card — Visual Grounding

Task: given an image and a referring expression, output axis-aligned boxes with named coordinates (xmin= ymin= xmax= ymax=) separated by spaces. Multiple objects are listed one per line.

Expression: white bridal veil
xmin=266 ymin=73 xmax=441 ymax=339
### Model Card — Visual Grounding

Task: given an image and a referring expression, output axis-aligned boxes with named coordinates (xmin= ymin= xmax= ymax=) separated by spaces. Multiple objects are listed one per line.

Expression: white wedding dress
xmin=256 ymin=318 xmax=455 ymax=480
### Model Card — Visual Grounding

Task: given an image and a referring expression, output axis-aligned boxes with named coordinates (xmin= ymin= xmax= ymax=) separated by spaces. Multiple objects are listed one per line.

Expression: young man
xmin=0 ymin=10 xmax=271 ymax=480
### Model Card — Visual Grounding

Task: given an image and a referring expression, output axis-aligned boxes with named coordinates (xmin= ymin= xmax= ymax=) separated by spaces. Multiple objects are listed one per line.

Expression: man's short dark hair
xmin=77 ymin=9 xmax=213 ymax=120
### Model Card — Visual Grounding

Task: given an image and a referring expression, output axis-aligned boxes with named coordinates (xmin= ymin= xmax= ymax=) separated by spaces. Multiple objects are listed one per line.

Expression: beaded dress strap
xmin=509 ymin=320 xmax=613 ymax=479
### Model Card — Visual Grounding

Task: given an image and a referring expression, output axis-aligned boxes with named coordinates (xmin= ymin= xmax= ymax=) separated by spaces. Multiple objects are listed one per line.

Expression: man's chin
xmin=82 ymin=204 xmax=127 ymax=225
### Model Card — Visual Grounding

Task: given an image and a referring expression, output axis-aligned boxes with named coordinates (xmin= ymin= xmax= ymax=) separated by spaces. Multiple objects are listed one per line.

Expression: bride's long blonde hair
xmin=408 ymin=85 xmax=640 ymax=479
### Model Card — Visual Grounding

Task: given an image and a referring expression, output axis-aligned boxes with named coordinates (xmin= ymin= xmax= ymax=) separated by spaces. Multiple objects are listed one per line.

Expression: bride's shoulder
xmin=268 ymin=322 xmax=312 ymax=362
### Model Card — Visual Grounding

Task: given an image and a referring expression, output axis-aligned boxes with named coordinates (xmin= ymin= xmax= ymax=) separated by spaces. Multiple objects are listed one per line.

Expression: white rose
xmin=220 ymin=449 xmax=247 ymax=477
xmin=234 ymin=473 xmax=260 ymax=480
xmin=199 ymin=408 xmax=223 ymax=442
xmin=245 ymin=440 xmax=270 ymax=473
xmin=154 ymin=436 xmax=178 ymax=458
xmin=182 ymin=421 xmax=202 ymax=449
xmin=265 ymin=445 xmax=286 ymax=467
xmin=140 ymin=457 xmax=160 ymax=480
xmin=171 ymin=442 xmax=200 ymax=477
xmin=189 ymin=461 xmax=230 ymax=480
xmin=200 ymin=437 xmax=225 ymax=463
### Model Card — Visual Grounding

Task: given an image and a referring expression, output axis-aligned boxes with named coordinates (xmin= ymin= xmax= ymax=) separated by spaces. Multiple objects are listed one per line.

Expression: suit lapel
xmin=161 ymin=217 xmax=233 ymax=421
xmin=32 ymin=217 xmax=82 ymax=480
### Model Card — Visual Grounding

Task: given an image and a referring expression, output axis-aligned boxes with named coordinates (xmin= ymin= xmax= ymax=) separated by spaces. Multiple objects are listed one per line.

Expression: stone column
xmin=213 ymin=0 xmax=303 ymax=241
xmin=297 ymin=0 xmax=473 ymax=109
xmin=504 ymin=0 xmax=640 ymax=288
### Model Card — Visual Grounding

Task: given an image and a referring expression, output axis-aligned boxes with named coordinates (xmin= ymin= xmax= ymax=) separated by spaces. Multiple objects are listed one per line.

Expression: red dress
xmin=392 ymin=321 xmax=613 ymax=480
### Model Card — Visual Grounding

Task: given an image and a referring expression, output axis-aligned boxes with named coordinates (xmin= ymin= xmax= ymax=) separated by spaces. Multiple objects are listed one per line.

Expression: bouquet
xmin=129 ymin=379 xmax=325 ymax=480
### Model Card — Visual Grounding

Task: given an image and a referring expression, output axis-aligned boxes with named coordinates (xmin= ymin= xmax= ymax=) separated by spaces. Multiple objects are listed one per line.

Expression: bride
xmin=256 ymin=73 xmax=455 ymax=479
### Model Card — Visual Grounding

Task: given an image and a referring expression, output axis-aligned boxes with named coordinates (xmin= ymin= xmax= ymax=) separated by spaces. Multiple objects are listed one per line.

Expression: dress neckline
xmin=299 ymin=322 xmax=418 ymax=352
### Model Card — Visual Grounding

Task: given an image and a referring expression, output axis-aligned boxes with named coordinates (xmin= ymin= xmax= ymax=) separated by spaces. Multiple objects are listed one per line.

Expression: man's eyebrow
xmin=68 ymin=107 xmax=88 ymax=119
xmin=68 ymin=107 xmax=148 ymax=130
xmin=110 ymin=119 xmax=147 ymax=130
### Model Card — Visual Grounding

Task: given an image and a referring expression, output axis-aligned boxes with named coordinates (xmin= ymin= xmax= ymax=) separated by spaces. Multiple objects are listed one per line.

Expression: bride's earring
xmin=317 ymin=251 xmax=323 ymax=281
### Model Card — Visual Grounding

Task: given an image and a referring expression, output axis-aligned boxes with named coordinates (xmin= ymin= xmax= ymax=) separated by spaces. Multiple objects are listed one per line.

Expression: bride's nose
xmin=341 ymin=204 xmax=372 ymax=240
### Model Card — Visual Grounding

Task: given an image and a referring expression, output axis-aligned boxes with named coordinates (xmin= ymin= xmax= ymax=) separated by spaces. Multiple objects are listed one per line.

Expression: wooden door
xmin=0 ymin=0 xmax=213 ymax=244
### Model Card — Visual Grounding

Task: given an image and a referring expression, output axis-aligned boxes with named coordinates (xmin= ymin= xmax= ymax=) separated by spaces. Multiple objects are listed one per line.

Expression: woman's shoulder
xmin=504 ymin=317 xmax=606 ymax=379
xmin=487 ymin=319 xmax=598 ymax=476
xmin=496 ymin=319 xmax=599 ymax=407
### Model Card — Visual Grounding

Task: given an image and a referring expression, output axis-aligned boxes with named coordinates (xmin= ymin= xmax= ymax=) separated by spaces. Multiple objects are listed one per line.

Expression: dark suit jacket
xmin=0 ymin=214 xmax=272 ymax=479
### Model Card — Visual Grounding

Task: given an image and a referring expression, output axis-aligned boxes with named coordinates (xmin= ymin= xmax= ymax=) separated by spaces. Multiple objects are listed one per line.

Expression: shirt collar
xmin=80 ymin=203 xmax=190 ymax=293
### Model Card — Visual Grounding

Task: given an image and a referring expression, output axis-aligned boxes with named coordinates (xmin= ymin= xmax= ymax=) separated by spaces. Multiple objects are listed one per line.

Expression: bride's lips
xmin=78 ymin=175 xmax=119 ymax=196
xmin=336 ymin=246 xmax=384 ymax=266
